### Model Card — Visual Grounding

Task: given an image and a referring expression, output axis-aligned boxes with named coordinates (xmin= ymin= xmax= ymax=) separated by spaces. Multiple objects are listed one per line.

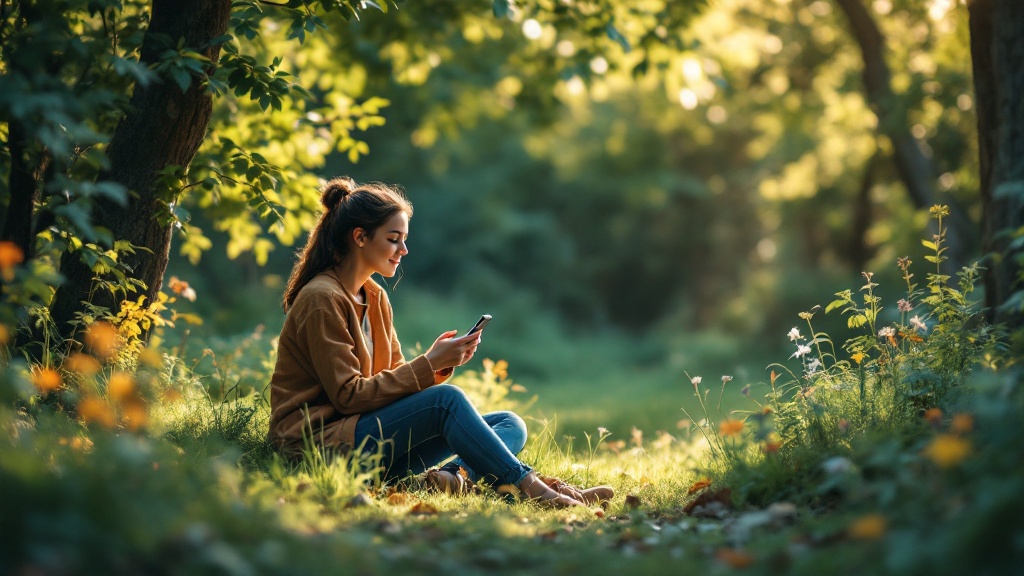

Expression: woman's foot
xmin=539 ymin=475 xmax=615 ymax=506
xmin=423 ymin=469 xmax=476 ymax=495
xmin=518 ymin=472 xmax=585 ymax=508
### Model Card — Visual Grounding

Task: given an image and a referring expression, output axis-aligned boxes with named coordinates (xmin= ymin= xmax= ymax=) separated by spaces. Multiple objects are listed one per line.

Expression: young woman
xmin=269 ymin=177 xmax=612 ymax=508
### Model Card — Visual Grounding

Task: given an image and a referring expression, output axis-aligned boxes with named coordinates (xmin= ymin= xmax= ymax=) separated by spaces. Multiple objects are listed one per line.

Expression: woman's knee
xmin=489 ymin=411 xmax=528 ymax=455
xmin=421 ymin=383 xmax=471 ymax=408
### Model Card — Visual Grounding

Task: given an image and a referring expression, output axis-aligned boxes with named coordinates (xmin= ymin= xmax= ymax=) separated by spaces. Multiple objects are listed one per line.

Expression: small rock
xmin=346 ymin=492 xmax=374 ymax=509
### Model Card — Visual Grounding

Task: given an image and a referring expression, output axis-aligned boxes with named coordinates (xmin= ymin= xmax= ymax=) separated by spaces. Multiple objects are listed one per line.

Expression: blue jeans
xmin=353 ymin=385 xmax=532 ymax=486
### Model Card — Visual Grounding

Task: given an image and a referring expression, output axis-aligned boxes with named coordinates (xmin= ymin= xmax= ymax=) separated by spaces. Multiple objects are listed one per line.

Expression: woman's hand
xmin=424 ymin=329 xmax=481 ymax=371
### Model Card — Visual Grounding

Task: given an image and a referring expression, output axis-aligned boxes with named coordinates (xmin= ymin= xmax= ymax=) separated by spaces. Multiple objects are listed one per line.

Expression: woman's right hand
xmin=424 ymin=329 xmax=481 ymax=371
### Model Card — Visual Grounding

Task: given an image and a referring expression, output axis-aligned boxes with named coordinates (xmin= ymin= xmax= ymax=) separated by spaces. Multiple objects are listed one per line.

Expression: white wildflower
xmin=788 ymin=327 xmax=802 ymax=341
xmin=791 ymin=344 xmax=812 ymax=359
xmin=806 ymin=358 xmax=822 ymax=375
xmin=721 ymin=375 xmax=733 ymax=384
xmin=877 ymin=326 xmax=895 ymax=338
xmin=909 ymin=316 xmax=928 ymax=333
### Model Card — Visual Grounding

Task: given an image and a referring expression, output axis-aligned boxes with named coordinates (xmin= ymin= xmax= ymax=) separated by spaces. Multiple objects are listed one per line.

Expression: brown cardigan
xmin=268 ymin=270 xmax=448 ymax=456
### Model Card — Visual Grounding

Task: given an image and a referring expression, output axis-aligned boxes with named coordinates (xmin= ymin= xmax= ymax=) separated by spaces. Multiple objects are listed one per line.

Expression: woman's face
xmin=358 ymin=211 xmax=409 ymax=278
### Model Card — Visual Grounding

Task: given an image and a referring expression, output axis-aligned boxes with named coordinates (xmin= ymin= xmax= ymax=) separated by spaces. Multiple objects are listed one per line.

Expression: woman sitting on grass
xmin=268 ymin=176 xmax=612 ymax=508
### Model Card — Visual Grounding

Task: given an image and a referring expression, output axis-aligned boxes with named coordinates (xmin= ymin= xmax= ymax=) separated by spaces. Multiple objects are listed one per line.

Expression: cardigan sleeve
xmin=299 ymin=294 xmax=435 ymax=415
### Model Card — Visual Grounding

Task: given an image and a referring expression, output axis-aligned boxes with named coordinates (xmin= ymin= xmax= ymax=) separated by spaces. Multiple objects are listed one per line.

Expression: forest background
xmin=3 ymin=0 xmax=1024 ymax=573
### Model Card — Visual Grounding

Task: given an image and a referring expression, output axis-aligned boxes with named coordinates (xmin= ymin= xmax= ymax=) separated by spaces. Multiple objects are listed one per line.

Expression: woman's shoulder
xmin=291 ymin=273 xmax=348 ymax=312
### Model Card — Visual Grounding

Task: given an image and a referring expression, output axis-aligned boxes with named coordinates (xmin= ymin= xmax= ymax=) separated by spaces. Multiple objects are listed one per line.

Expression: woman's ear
xmin=352 ymin=227 xmax=366 ymax=248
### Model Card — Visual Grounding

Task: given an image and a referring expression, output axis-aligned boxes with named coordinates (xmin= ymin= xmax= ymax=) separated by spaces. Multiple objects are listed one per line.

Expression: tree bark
xmin=970 ymin=0 xmax=1024 ymax=329
xmin=834 ymin=0 xmax=974 ymax=270
xmin=49 ymin=0 xmax=231 ymax=339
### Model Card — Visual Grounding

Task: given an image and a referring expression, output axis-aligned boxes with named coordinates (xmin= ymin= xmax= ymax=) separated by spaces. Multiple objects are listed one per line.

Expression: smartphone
xmin=466 ymin=314 xmax=492 ymax=336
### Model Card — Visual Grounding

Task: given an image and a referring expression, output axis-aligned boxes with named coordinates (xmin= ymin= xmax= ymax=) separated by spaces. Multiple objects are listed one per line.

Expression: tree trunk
xmin=48 ymin=0 xmax=231 ymax=340
xmin=970 ymin=0 xmax=1024 ymax=329
xmin=834 ymin=0 xmax=974 ymax=270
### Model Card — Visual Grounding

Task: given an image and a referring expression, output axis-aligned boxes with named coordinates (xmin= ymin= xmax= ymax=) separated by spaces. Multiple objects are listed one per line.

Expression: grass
xmin=3 ymin=209 xmax=1024 ymax=574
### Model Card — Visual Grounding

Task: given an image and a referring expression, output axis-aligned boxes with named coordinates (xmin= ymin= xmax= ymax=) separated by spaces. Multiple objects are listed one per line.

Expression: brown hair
xmin=282 ymin=177 xmax=413 ymax=311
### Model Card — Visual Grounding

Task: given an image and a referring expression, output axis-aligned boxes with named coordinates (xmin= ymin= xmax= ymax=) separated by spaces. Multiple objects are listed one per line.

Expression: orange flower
xmin=85 ymin=321 xmax=120 ymax=360
xmin=0 ymin=241 xmax=24 ymax=281
xmin=32 ymin=367 xmax=62 ymax=393
xmin=951 ymin=413 xmax=973 ymax=434
xmin=924 ymin=408 xmax=943 ymax=426
xmin=923 ymin=434 xmax=971 ymax=468
xmin=106 ymin=371 xmax=135 ymax=402
xmin=78 ymin=396 xmax=116 ymax=428
xmin=64 ymin=353 xmax=102 ymax=377
xmin=848 ymin=514 xmax=887 ymax=540
xmin=763 ymin=440 xmax=781 ymax=454
xmin=715 ymin=548 xmax=754 ymax=568
xmin=719 ymin=419 xmax=744 ymax=437
xmin=121 ymin=400 xmax=148 ymax=432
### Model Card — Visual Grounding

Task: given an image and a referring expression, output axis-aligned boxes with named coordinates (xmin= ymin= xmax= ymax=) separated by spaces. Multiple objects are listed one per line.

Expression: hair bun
xmin=321 ymin=177 xmax=357 ymax=212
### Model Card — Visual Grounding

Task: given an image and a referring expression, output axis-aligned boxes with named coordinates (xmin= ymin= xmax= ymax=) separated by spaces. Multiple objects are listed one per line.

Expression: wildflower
xmin=631 ymin=426 xmax=643 ymax=448
xmin=690 ymin=375 xmax=702 ymax=389
xmin=597 ymin=426 xmax=610 ymax=437
xmin=32 ymin=367 xmax=62 ymax=393
xmin=909 ymin=315 xmax=927 ymax=333
xmin=851 ymin=352 xmax=866 ymax=365
xmin=167 ymin=276 xmax=196 ymax=301
xmin=848 ymin=514 xmax=887 ymax=540
xmin=121 ymin=400 xmax=148 ymax=432
xmin=78 ymin=396 xmax=116 ymax=428
xmin=924 ymin=407 xmax=943 ymax=426
xmin=64 ymin=353 xmax=102 ymax=377
xmin=929 ymin=204 xmax=950 ymax=218
xmin=740 ymin=384 xmax=750 ymax=396
xmin=806 ymin=358 xmax=822 ymax=375
xmin=877 ymin=327 xmax=895 ymax=338
xmin=721 ymin=375 xmax=733 ymax=384
xmin=791 ymin=344 xmax=812 ymax=359
xmin=181 ymin=287 xmax=197 ymax=302
xmin=862 ymin=271 xmax=873 ymax=281
xmin=787 ymin=327 xmax=802 ymax=341
xmin=897 ymin=256 xmax=911 ymax=272
xmin=897 ymin=299 xmax=913 ymax=313
xmin=922 ymin=434 xmax=972 ymax=468
xmin=85 ymin=321 xmax=120 ymax=361
xmin=951 ymin=413 xmax=973 ymax=434
xmin=106 ymin=372 xmax=135 ymax=403
xmin=0 ymin=241 xmax=24 ymax=281
xmin=719 ymin=419 xmax=744 ymax=437
xmin=493 ymin=359 xmax=509 ymax=380
xmin=798 ymin=306 xmax=819 ymax=320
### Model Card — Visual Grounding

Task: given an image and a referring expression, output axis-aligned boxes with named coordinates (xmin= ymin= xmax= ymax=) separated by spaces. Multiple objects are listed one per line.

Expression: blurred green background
xmin=162 ymin=0 xmax=978 ymax=442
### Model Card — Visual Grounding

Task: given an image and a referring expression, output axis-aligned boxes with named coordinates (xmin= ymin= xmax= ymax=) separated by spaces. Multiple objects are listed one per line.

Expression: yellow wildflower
xmin=106 ymin=372 xmax=135 ymax=403
xmin=923 ymin=434 xmax=971 ymax=468
xmin=848 ymin=514 xmax=887 ymax=540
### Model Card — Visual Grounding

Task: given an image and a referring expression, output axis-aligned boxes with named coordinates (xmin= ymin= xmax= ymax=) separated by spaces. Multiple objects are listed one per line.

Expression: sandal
xmin=539 ymin=475 xmax=615 ymax=507
xmin=422 ymin=469 xmax=477 ymax=496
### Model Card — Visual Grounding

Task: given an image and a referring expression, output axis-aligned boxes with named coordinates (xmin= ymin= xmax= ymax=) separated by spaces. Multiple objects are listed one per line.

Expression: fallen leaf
xmin=387 ymin=492 xmax=414 ymax=506
xmin=716 ymin=548 xmax=755 ymax=568
xmin=409 ymin=502 xmax=438 ymax=515
xmin=688 ymin=478 xmax=712 ymax=494
xmin=683 ymin=488 xmax=732 ymax=515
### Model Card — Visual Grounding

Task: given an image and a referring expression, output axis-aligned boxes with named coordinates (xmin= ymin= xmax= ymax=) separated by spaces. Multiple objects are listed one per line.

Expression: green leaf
xmin=825 ymin=299 xmax=846 ymax=314
xmin=169 ymin=67 xmax=192 ymax=93
xmin=606 ymin=23 xmax=631 ymax=52
xmin=921 ymin=240 xmax=937 ymax=250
